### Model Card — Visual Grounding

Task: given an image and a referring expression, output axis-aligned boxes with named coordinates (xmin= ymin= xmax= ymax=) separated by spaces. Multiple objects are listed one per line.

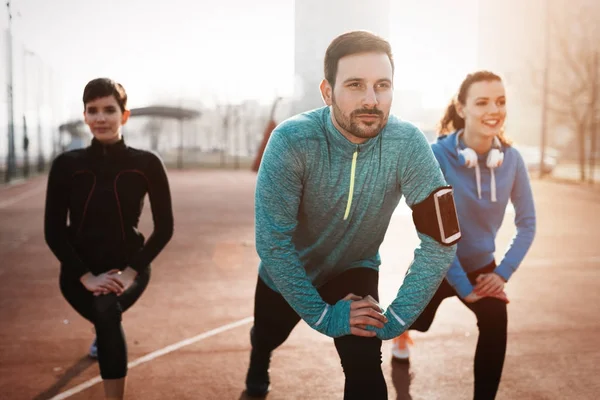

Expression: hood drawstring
xmin=490 ymin=168 xmax=497 ymax=202
xmin=475 ymin=163 xmax=481 ymax=200
xmin=455 ymin=131 xmax=501 ymax=203
xmin=474 ymin=163 xmax=498 ymax=202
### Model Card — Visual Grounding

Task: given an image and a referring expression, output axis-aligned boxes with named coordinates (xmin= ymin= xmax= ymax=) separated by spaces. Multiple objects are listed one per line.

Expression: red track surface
xmin=1 ymin=170 xmax=599 ymax=399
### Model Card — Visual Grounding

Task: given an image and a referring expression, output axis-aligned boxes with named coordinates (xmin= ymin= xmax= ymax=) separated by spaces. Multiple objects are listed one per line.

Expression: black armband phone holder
xmin=411 ymin=186 xmax=461 ymax=246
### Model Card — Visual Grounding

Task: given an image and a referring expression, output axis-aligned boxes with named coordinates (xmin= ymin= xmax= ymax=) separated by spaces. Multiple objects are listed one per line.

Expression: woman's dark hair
xmin=83 ymin=78 xmax=127 ymax=112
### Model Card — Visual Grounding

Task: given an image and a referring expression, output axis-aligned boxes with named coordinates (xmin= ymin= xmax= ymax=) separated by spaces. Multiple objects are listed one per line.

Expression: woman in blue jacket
xmin=391 ymin=70 xmax=536 ymax=400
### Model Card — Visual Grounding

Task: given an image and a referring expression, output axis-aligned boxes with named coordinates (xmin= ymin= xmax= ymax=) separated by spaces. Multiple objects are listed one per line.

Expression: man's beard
xmin=331 ymin=98 xmax=387 ymax=140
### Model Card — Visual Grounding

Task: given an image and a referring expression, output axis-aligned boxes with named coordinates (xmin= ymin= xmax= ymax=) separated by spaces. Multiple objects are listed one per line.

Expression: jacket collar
xmin=88 ymin=137 xmax=127 ymax=157
xmin=324 ymin=106 xmax=381 ymax=158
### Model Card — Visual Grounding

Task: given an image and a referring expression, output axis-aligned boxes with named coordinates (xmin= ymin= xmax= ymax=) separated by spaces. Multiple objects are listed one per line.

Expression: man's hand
xmin=464 ymin=290 xmax=509 ymax=304
xmin=344 ymin=293 xmax=388 ymax=337
xmin=474 ymin=273 xmax=505 ymax=297
xmin=81 ymin=270 xmax=124 ymax=295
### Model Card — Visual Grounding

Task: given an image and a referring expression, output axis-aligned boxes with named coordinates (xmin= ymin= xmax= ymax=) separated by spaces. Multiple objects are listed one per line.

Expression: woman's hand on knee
xmin=474 ymin=273 xmax=505 ymax=297
xmin=91 ymin=268 xmax=138 ymax=296
xmin=113 ymin=267 xmax=138 ymax=295
xmin=487 ymin=291 xmax=509 ymax=304
xmin=80 ymin=270 xmax=125 ymax=296
xmin=464 ymin=290 xmax=509 ymax=304
xmin=463 ymin=292 xmax=482 ymax=303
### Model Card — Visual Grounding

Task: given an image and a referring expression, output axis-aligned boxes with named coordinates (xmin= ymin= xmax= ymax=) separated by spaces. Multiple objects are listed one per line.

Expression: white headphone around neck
xmin=456 ymin=130 xmax=504 ymax=169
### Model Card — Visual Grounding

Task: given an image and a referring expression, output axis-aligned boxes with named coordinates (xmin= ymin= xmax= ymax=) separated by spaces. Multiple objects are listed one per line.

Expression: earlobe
xmin=455 ymin=103 xmax=465 ymax=119
xmin=319 ymin=79 xmax=333 ymax=106
xmin=121 ymin=110 xmax=131 ymax=125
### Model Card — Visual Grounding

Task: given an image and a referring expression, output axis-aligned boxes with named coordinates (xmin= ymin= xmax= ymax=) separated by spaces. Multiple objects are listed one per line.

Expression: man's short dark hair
xmin=324 ymin=30 xmax=395 ymax=87
xmin=82 ymin=78 xmax=127 ymax=112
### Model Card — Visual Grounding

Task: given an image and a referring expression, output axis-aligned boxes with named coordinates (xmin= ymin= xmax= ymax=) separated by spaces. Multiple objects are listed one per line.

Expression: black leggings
xmin=251 ymin=268 xmax=387 ymax=400
xmin=59 ymin=267 xmax=150 ymax=380
xmin=410 ymin=262 xmax=508 ymax=400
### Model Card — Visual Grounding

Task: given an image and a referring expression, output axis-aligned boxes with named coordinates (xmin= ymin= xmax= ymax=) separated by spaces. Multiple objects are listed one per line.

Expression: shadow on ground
xmin=32 ymin=356 xmax=97 ymax=400
xmin=391 ymin=359 xmax=413 ymax=400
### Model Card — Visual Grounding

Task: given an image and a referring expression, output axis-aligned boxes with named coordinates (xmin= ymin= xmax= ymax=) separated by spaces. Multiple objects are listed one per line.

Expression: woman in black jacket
xmin=44 ymin=78 xmax=174 ymax=400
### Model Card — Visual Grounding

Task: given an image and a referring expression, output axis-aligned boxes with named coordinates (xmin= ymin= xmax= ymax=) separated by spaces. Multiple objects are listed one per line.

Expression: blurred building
xmin=293 ymin=0 xmax=391 ymax=114
xmin=477 ymin=0 xmax=546 ymax=146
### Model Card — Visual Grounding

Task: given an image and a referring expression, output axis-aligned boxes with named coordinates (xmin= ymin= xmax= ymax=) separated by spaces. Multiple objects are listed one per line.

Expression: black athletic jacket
xmin=44 ymin=138 xmax=174 ymax=278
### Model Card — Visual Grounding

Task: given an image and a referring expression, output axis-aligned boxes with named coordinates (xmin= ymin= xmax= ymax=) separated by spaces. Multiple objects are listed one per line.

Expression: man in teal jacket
xmin=246 ymin=31 xmax=457 ymax=399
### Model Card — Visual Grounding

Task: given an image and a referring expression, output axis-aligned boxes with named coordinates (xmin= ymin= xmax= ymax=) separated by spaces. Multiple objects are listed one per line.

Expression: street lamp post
xmin=539 ymin=0 xmax=551 ymax=178
xmin=4 ymin=0 xmax=17 ymax=183
xmin=22 ymin=49 xmax=30 ymax=177
xmin=24 ymin=49 xmax=45 ymax=173
xmin=34 ymin=54 xmax=44 ymax=172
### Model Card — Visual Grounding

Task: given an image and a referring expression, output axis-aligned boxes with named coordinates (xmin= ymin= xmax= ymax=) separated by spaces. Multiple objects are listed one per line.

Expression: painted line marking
xmin=50 ymin=316 xmax=254 ymax=400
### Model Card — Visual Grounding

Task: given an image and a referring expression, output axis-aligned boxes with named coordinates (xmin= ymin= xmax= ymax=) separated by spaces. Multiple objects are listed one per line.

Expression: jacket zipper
xmin=343 ymin=146 xmax=359 ymax=220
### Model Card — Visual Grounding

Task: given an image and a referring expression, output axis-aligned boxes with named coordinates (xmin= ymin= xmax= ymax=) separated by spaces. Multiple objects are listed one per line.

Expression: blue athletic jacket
xmin=432 ymin=132 xmax=536 ymax=298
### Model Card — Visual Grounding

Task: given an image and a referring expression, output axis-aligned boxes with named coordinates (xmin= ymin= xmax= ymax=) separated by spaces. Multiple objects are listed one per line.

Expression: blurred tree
xmin=540 ymin=0 xmax=600 ymax=181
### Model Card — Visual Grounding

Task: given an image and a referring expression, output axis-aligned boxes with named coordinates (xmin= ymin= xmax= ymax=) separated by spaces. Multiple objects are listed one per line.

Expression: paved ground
xmin=549 ymin=163 xmax=600 ymax=184
xmin=0 ymin=170 xmax=599 ymax=400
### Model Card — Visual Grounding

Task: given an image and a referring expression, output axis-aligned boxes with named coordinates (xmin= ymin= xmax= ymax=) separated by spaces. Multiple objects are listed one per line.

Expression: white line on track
xmin=50 ymin=316 xmax=254 ymax=400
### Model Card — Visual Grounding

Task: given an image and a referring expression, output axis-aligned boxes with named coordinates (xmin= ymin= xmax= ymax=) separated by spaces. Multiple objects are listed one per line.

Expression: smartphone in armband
xmin=433 ymin=188 xmax=461 ymax=244
xmin=412 ymin=186 xmax=462 ymax=246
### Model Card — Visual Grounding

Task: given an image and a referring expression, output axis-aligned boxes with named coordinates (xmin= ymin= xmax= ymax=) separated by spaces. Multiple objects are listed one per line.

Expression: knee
xmin=250 ymin=325 xmax=288 ymax=353
xmin=92 ymin=294 xmax=122 ymax=325
xmin=336 ymin=336 xmax=382 ymax=373
xmin=408 ymin=303 xmax=439 ymax=332
xmin=135 ymin=267 xmax=151 ymax=288
xmin=475 ymin=298 xmax=507 ymax=331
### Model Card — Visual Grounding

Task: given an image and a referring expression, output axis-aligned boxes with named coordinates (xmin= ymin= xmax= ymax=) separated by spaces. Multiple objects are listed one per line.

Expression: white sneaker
xmin=391 ymin=332 xmax=413 ymax=362
xmin=88 ymin=337 xmax=98 ymax=359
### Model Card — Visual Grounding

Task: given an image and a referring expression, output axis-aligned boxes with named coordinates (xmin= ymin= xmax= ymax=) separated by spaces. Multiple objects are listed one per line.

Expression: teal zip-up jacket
xmin=255 ymin=106 xmax=456 ymax=340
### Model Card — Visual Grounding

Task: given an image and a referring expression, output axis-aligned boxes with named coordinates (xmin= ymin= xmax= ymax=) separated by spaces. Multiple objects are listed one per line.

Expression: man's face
xmin=320 ymin=52 xmax=393 ymax=144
